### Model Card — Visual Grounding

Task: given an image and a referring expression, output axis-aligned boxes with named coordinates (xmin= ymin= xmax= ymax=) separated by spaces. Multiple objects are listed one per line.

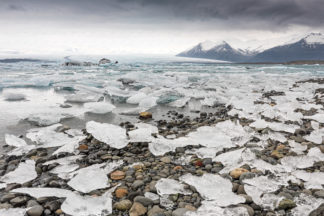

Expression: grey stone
xmin=314 ymin=190 xmax=324 ymax=199
xmin=239 ymin=204 xmax=254 ymax=216
xmin=309 ymin=203 xmax=324 ymax=216
xmin=0 ymin=203 xmax=12 ymax=209
xmin=27 ymin=200 xmax=39 ymax=207
xmin=27 ymin=205 xmax=44 ymax=216
xmin=202 ymin=158 xmax=212 ymax=165
xmin=160 ymin=157 xmax=171 ymax=163
xmin=148 ymin=205 xmax=165 ymax=216
xmin=149 ymin=181 xmax=157 ymax=193
xmin=1 ymin=193 xmax=16 ymax=203
xmin=134 ymin=196 xmax=154 ymax=206
xmin=132 ymin=180 xmax=144 ymax=189
xmin=10 ymin=196 xmax=28 ymax=207
xmin=44 ymin=200 xmax=61 ymax=211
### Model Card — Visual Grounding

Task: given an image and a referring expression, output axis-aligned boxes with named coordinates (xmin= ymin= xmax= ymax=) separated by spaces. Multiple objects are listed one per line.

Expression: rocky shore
xmin=1 ymin=78 xmax=324 ymax=216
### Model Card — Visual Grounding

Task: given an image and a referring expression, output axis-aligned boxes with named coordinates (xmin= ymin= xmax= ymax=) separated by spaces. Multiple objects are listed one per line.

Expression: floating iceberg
xmin=0 ymin=160 xmax=37 ymax=184
xmin=86 ymin=121 xmax=127 ymax=149
xmin=180 ymin=173 xmax=245 ymax=207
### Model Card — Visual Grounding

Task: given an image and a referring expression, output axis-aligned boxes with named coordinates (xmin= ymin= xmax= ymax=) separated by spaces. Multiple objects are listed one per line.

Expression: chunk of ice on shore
xmin=86 ymin=121 xmax=127 ymax=149
xmin=288 ymin=140 xmax=307 ymax=155
xmin=65 ymin=92 xmax=101 ymax=103
xmin=0 ymin=208 xmax=26 ymax=216
xmin=0 ymin=183 xmax=6 ymax=189
xmin=61 ymin=188 xmax=116 ymax=216
xmin=250 ymin=119 xmax=299 ymax=133
xmin=185 ymin=201 xmax=249 ymax=216
xmin=149 ymin=136 xmax=194 ymax=156
xmin=26 ymin=112 xmax=73 ymax=126
xmin=304 ymin=113 xmax=324 ymax=123
xmin=126 ymin=92 xmax=147 ymax=104
xmin=167 ymin=97 xmax=190 ymax=108
xmin=67 ymin=168 xmax=110 ymax=193
xmin=44 ymin=155 xmax=83 ymax=179
xmin=0 ymin=160 xmax=37 ymax=184
xmin=180 ymin=173 xmax=245 ymax=206
xmin=138 ymin=96 xmax=157 ymax=109
xmin=84 ymin=102 xmax=116 ymax=114
xmin=293 ymin=170 xmax=324 ymax=189
xmin=291 ymin=193 xmax=324 ymax=216
xmin=5 ymin=134 xmax=27 ymax=147
xmin=156 ymin=178 xmax=191 ymax=196
xmin=12 ymin=187 xmax=73 ymax=198
xmin=129 ymin=123 xmax=158 ymax=143
xmin=8 ymin=145 xmax=36 ymax=156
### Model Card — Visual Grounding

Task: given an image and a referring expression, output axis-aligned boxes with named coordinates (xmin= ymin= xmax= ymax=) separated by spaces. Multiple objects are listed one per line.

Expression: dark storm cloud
xmin=2 ymin=0 xmax=324 ymax=29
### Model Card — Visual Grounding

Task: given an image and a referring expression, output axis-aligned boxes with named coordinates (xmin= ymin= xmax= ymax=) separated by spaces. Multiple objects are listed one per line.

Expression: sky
xmin=1 ymin=0 xmax=324 ymax=56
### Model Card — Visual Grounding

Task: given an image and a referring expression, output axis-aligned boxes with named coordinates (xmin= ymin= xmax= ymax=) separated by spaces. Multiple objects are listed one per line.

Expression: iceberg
xmin=86 ymin=121 xmax=128 ymax=149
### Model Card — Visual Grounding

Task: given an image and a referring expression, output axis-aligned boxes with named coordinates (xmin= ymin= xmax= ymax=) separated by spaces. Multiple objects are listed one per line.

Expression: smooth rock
xmin=134 ymin=196 xmax=154 ymax=206
xmin=114 ymin=199 xmax=133 ymax=211
xmin=230 ymin=168 xmax=249 ymax=179
xmin=27 ymin=205 xmax=44 ymax=216
xmin=278 ymin=199 xmax=296 ymax=210
xmin=110 ymin=170 xmax=126 ymax=180
xmin=115 ymin=187 xmax=128 ymax=198
xmin=129 ymin=202 xmax=147 ymax=216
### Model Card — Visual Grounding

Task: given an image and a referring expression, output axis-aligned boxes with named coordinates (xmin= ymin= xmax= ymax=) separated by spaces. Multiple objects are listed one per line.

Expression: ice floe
xmin=84 ymin=101 xmax=116 ymax=114
xmin=180 ymin=173 xmax=245 ymax=206
xmin=156 ymin=178 xmax=191 ymax=196
xmin=0 ymin=160 xmax=37 ymax=184
xmin=86 ymin=121 xmax=127 ymax=149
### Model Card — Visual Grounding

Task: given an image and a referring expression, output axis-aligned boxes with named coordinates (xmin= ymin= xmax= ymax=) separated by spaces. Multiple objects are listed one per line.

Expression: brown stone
xmin=276 ymin=144 xmax=286 ymax=151
xmin=271 ymin=150 xmax=284 ymax=159
xmin=230 ymin=168 xmax=249 ymax=179
xmin=319 ymin=145 xmax=324 ymax=153
xmin=55 ymin=209 xmax=63 ymax=214
xmin=110 ymin=171 xmax=126 ymax=180
xmin=78 ymin=144 xmax=88 ymax=151
xmin=115 ymin=187 xmax=128 ymax=198
xmin=139 ymin=112 xmax=152 ymax=119
xmin=129 ymin=202 xmax=147 ymax=216
xmin=173 ymin=166 xmax=183 ymax=171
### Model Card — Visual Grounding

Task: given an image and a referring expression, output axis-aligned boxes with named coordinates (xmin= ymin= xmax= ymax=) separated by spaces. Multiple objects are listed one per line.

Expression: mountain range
xmin=177 ymin=33 xmax=324 ymax=63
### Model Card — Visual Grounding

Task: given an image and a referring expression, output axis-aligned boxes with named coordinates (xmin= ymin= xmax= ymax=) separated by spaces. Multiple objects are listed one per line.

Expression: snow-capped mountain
xmin=178 ymin=33 xmax=324 ymax=63
xmin=177 ymin=40 xmax=250 ymax=62
xmin=251 ymin=33 xmax=324 ymax=62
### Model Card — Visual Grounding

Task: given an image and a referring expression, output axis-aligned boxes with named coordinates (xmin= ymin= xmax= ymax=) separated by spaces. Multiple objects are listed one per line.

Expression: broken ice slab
xmin=0 ymin=208 xmax=26 ymax=216
xmin=250 ymin=119 xmax=299 ymax=133
xmin=65 ymin=92 xmax=101 ymax=103
xmin=292 ymin=170 xmax=324 ymax=189
xmin=167 ymin=97 xmax=190 ymax=108
xmin=67 ymin=167 xmax=110 ymax=193
xmin=288 ymin=140 xmax=307 ymax=155
xmin=0 ymin=160 xmax=37 ymax=184
xmin=5 ymin=134 xmax=27 ymax=147
xmin=126 ymin=92 xmax=147 ymax=104
xmin=155 ymin=178 xmax=191 ymax=196
xmin=304 ymin=113 xmax=324 ymax=123
xmin=180 ymin=173 xmax=245 ymax=207
xmin=12 ymin=187 xmax=73 ymax=198
xmin=8 ymin=145 xmax=36 ymax=156
xmin=84 ymin=101 xmax=116 ymax=114
xmin=61 ymin=187 xmax=117 ymax=216
xmin=185 ymin=201 xmax=249 ymax=216
xmin=86 ymin=121 xmax=128 ymax=149
xmin=25 ymin=112 xmax=74 ymax=126
xmin=291 ymin=193 xmax=324 ymax=216
xmin=138 ymin=96 xmax=158 ymax=109
xmin=128 ymin=123 xmax=158 ymax=143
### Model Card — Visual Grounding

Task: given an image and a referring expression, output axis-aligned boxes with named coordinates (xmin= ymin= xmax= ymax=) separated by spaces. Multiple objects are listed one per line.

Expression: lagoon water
xmin=0 ymin=55 xmax=323 ymax=145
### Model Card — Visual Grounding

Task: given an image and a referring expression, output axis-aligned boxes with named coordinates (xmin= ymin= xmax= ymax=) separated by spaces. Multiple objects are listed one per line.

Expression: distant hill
xmin=177 ymin=33 xmax=324 ymax=63
xmin=0 ymin=58 xmax=42 ymax=63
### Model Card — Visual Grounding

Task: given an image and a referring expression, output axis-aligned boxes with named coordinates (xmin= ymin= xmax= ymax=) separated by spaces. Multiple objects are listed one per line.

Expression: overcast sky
xmin=1 ymin=0 xmax=324 ymax=56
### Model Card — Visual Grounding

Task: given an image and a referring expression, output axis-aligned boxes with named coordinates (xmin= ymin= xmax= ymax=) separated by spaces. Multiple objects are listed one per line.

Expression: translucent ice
xmin=86 ymin=121 xmax=127 ymax=149
xmin=185 ymin=201 xmax=249 ymax=216
xmin=126 ymin=92 xmax=147 ymax=104
xmin=12 ymin=187 xmax=73 ymax=198
xmin=5 ymin=134 xmax=27 ymax=147
xmin=128 ymin=123 xmax=158 ymax=143
xmin=288 ymin=140 xmax=307 ymax=155
xmin=0 ymin=208 xmax=26 ymax=216
xmin=291 ymin=193 xmax=324 ymax=216
xmin=26 ymin=112 xmax=73 ymax=126
xmin=84 ymin=102 xmax=116 ymax=114
xmin=250 ymin=119 xmax=299 ymax=133
xmin=0 ymin=160 xmax=37 ymax=184
xmin=3 ymin=92 xmax=26 ymax=101
xmin=293 ymin=170 xmax=324 ymax=189
xmin=167 ymin=97 xmax=190 ymax=108
xmin=156 ymin=178 xmax=191 ymax=196
xmin=180 ymin=173 xmax=245 ymax=206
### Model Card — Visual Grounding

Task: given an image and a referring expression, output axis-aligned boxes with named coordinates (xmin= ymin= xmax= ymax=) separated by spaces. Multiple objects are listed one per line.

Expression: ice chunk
xmin=304 ymin=129 xmax=323 ymax=144
xmin=280 ymin=155 xmax=316 ymax=171
xmin=201 ymin=97 xmax=216 ymax=106
xmin=0 ymin=208 xmax=26 ymax=216
xmin=305 ymin=113 xmax=324 ymax=123
xmin=8 ymin=144 xmax=36 ymax=156
xmin=243 ymin=176 xmax=285 ymax=209
xmin=84 ymin=102 xmax=115 ymax=114
xmin=5 ymin=134 xmax=27 ymax=147
xmin=167 ymin=97 xmax=190 ymax=108
xmin=149 ymin=136 xmax=194 ymax=156
xmin=138 ymin=96 xmax=157 ymax=109
xmin=293 ymin=170 xmax=324 ymax=189
xmin=185 ymin=201 xmax=249 ymax=216
xmin=12 ymin=187 xmax=73 ymax=198
xmin=0 ymin=183 xmax=6 ymax=189
xmin=250 ymin=119 xmax=299 ymax=133
xmin=86 ymin=121 xmax=127 ymax=149
xmin=3 ymin=92 xmax=26 ymax=101
xmin=128 ymin=123 xmax=158 ymax=143
xmin=67 ymin=168 xmax=109 ymax=193
xmin=156 ymin=178 xmax=191 ymax=196
xmin=61 ymin=187 xmax=116 ymax=216
xmin=65 ymin=92 xmax=101 ymax=103
xmin=26 ymin=112 xmax=73 ymax=126
xmin=180 ymin=173 xmax=245 ymax=206
xmin=291 ymin=193 xmax=324 ymax=216
xmin=288 ymin=140 xmax=307 ymax=155
xmin=126 ymin=92 xmax=147 ymax=104
xmin=307 ymin=147 xmax=324 ymax=161
xmin=44 ymin=155 xmax=84 ymax=179
xmin=0 ymin=160 xmax=37 ymax=184
xmin=27 ymin=124 xmax=84 ymax=149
